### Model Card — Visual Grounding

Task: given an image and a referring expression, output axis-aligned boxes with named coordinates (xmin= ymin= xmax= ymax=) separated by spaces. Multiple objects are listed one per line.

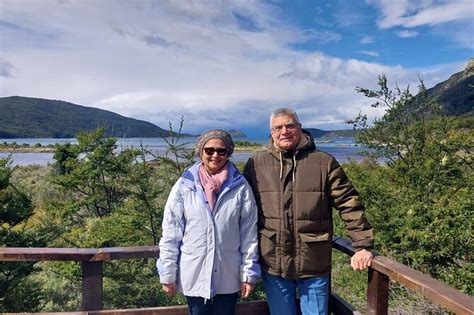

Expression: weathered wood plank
xmin=236 ymin=300 xmax=270 ymax=315
xmin=332 ymin=236 xmax=355 ymax=256
xmin=2 ymin=301 xmax=269 ymax=315
xmin=91 ymin=306 xmax=188 ymax=315
xmin=2 ymin=313 xmax=86 ymax=315
xmin=367 ymin=269 xmax=389 ymax=315
xmin=0 ymin=247 xmax=96 ymax=261
xmin=82 ymin=261 xmax=103 ymax=311
xmin=90 ymin=300 xmax=269 ymax=315
xmin=0 ymin=246 xmax=159 ymax=262
xmin=91 ymin=246 xmax=159 ymax=261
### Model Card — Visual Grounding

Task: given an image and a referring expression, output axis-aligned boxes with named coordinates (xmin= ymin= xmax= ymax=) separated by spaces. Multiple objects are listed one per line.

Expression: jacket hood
xmin=267 ymin=129 xmax=316 ymax=160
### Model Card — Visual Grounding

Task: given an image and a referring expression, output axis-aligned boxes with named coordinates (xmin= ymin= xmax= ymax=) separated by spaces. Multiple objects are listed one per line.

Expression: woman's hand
xmin=162 ymin=283 xmax=177 ymax=296
xmin=240 ymin=282 xmax=255 ymax=299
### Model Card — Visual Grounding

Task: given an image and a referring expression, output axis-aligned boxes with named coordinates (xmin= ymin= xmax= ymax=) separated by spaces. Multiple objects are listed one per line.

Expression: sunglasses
xmin=203 ymin=147 xmax=228 ymax=156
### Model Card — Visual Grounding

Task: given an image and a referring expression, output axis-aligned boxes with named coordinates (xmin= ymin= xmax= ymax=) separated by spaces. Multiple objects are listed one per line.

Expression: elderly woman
xmin=157 ymin=129 xmax=260 ymax=315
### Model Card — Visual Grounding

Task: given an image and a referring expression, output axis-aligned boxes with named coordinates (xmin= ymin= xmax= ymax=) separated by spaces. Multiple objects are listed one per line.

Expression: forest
xmin=1 ymin=77 xmax=472 ymax=313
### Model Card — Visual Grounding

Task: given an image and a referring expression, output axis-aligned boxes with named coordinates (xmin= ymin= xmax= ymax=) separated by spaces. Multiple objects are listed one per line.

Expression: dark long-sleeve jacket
xmin=243 ymin=130 xmax=373 ymax=279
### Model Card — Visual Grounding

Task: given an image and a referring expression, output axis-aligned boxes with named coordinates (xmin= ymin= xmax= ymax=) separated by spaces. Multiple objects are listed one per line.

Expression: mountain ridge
xmin=426 ymin=58 xmax=474 ymax=115
xmin=0 ymin=96 xmax=185 ymax=138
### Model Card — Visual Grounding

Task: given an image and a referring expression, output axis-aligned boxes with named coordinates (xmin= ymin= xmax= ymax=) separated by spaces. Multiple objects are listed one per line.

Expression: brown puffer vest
xmin=243 ymin=130 xmax=373 ymax=279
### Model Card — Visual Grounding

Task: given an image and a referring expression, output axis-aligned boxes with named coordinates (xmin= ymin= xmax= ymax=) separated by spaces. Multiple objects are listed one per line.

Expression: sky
xmin=0 ymin=0 xmax=473 ymax=137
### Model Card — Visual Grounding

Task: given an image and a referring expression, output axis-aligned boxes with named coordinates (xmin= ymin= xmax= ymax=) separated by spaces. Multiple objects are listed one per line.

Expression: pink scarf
xmin=198 ymin=163 xmax=229 ymax=211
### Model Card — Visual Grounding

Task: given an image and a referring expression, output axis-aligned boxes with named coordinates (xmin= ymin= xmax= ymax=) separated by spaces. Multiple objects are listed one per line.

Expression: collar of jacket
xmin=181 ymin=161 xmax=244 ymax=191
xmin=267 ymin=129 xmax=316 ymax=160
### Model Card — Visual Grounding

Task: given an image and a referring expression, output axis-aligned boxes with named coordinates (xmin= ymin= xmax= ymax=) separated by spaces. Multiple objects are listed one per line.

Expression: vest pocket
xmin=259 ymin=229 xmax=277 ymax=269
xmin=299 ymin=232 xmax=330 ymax=242
xmin=299 ymin=232 xmax=331 ymax=274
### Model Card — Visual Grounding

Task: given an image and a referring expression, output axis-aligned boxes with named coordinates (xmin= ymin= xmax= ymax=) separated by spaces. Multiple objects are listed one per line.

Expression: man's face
xmin=270 ymin=114 xmax=302 ymax=151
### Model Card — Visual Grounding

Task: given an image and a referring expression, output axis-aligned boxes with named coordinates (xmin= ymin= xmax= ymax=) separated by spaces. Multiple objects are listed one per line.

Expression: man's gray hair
xmin=269 ymin=108 xmax=301 ymax=130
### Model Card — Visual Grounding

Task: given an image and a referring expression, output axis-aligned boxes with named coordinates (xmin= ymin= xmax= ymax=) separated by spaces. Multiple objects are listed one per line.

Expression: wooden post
xmin=367 ymin=268 xmax=389 ymax=315
xmin=82 ymin=261 xmax=103 ymax=311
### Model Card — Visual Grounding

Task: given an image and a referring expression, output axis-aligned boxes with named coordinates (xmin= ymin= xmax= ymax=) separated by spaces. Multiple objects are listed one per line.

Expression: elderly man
xmin=243 ymin=108 xmax=373 ymax=315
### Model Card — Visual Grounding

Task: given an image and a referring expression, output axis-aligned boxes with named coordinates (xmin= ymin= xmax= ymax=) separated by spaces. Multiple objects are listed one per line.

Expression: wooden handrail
xmin=1 ymin=238 xmax=473 ymax=314
xmin=0 ymin=247 xmax=97 ymax=261
xmin=0 ymin=245 xmax=159 ymax=261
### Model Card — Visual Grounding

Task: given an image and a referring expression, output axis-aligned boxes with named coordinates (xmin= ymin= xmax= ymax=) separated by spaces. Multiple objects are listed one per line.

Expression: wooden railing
xmin=0 ymin=246 xmax=159 ymax=311
xmin=332 ymin=237 xmax=474 ymax=314
xmin=1 ymin=237 xmax=473 ymax=314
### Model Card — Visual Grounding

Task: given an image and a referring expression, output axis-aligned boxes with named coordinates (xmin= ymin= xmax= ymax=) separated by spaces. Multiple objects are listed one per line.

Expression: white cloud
xmin=357 ymin=50 xmax=379 ymax=57
xmin=0 ymin=0 xmax=468 ymax=133
xmin=280 ymin=52 xmax=411 ymax=87
xmin=0 ymin=58 xmax=15 ymax=78
xmin=294 ymin=29 xmax=342 ymax=44
xmin=360 ymin=36 xmax=374 ymax=44
xmin=397 ymin=30 xmax=419 ymax=38
xmin=368 ymin=0 xmax=474 ymax=48
xmin=370 ymin=0 xmax=474 ymax=28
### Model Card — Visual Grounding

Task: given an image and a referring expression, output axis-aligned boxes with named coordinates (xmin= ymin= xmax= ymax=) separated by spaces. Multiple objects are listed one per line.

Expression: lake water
xmin=0 ymin=137 xmax=365 ymax=166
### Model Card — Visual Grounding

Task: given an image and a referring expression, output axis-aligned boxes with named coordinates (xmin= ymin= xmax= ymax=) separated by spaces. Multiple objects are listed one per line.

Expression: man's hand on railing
xmin=162 ymin=283 xmax=177 ymax=296
xmin=350 ymin=249 xmax=373 ymax=271
xmin=240 ymin=282 xmax=255 ymax=299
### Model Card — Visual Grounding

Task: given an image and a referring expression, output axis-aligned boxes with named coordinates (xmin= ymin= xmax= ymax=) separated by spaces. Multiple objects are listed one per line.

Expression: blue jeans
xmin=186 ymin=293 xmax=238 ymax=315
xmin=262 ymin=272 xmax=329 ymax=315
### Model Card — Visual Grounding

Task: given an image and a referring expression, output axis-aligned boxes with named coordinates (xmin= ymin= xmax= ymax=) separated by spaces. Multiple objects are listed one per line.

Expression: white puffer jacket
xmin=157 ymin=161 xmax=260 ymax=299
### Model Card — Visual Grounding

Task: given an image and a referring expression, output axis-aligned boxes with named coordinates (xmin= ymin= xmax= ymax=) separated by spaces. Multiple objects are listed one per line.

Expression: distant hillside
xmin=227 ymin=129 xmax=247 ymax=138
xmin=305 ymin=128 xmax=356 ymax=138
xmin=427 ymin=58 xmax=474 ymax=115
xmin=0 ymin=96 xmax=184 ymax=138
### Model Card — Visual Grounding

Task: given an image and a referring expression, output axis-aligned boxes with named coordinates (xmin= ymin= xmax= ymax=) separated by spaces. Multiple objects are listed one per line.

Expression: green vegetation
xmin=332 ymin=75 xmax=473 ymax=311
xmin=0 ymin=96 xmax=185 ymax=138
xmin=455 ymin=112 xmax=474 ymax=129
xmin=0 ymin=123 xmax=195 ymax=311
xmin=1 ymin=74 xmax=472 ymax=312
xmin=234 ymin=140 xmax=260 ymax=146
xmin=234 ymin=140 xmax=265 ymax=151
xmin=0 ymin=157 xmax=45 ymax=312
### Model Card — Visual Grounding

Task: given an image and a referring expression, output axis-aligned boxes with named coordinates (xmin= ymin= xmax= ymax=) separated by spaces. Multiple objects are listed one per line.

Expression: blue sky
xmin=0 ymin=0 xmax=473 ymax=136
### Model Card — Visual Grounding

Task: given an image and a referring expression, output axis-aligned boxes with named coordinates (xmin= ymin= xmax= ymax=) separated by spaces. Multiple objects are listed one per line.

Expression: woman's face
xmin=202 ymin=138 xmax=228 ymax=174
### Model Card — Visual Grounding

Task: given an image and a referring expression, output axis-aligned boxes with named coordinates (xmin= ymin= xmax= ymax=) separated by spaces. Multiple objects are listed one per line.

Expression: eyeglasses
xmin=203 ymin=147 xmax=228 ymax=156
xmin=271 ymin=122 xmax=300 ymax=133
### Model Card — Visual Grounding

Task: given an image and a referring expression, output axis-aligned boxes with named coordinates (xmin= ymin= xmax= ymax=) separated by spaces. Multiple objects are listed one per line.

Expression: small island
xmin=0 ymin=142 xmax=57 ymax=153
xmin=233 ymin=140 xmax=266 ymax=152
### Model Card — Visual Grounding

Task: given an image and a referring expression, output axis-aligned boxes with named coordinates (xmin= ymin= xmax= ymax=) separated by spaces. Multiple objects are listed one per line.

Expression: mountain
xmin=427 ymin=58 xmax=474 ymax=116
xmin=305 ymin=128 xmax=356 ymax=139
xmin=227 ymin=129 xmax=247 ymax=138
xmin=0 ymin=96 xmax=185 ymax=138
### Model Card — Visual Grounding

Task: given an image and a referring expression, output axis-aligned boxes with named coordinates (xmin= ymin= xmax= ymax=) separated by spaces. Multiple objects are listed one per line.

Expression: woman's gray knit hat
xmin=195 ymin=129 xmax=234 ymax=158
